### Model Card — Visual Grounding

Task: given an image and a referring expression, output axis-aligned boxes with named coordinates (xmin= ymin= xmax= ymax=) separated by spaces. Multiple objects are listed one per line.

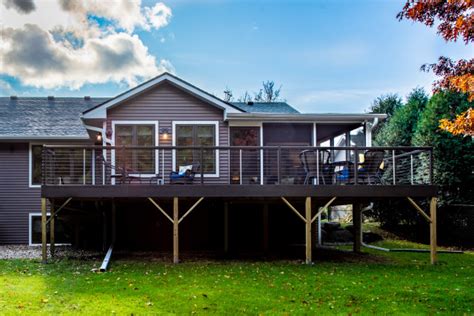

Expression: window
xmin=30 ymin=144 xmax=43 ymax=186
xmin=175 ymin=124 xmax=217 ymax=174
xmin=230 ymin=127 xmax=260 ymax=184
xmin=29 ymin=213 xmax=71 ymax=246
xmin=115 ymin=124 xmax=156 ymax=173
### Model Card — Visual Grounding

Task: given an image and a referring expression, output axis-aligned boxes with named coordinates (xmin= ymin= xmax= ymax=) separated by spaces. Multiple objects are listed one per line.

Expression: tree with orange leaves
xmin=398 ymin=0 xmax=473 ymax=136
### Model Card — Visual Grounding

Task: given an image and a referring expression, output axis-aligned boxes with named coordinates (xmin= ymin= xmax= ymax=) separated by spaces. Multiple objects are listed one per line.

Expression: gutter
xmin=0 ymin=135 xmax=90 ymax=140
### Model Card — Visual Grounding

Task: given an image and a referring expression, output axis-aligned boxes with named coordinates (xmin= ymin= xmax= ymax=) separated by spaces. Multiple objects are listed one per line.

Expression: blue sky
xmin=1 ymin=0 xmax=471 ymax=113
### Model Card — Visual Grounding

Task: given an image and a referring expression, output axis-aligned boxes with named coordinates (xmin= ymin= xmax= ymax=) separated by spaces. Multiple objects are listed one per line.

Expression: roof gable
xmin=82 ymin=72 xmax=243 ymax=119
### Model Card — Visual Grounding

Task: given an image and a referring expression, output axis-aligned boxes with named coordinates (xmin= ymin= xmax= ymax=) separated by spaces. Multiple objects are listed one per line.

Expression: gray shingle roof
xmin=0 ymin=97 xmax=299 ymax=139
xmin=231 ymin=102 xmax=299 ymax=114
xmin=0 ymin=97 xmax=109 ymax=139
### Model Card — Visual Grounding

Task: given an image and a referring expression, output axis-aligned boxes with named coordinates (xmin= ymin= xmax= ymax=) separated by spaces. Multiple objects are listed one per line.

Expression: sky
xmin=0 ymin=0 xmax=472 ymax=113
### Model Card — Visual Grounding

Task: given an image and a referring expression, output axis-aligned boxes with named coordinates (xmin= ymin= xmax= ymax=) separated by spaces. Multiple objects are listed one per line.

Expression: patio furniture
xmin=333 ymin=149 xmax=385 ymax=184
xmin=299 ymin=149 xmax=333 ymax=185
xmin=170 ymin=162 xmax=200 ymax=184
xmin=357 ymin=149 xmax=385 ymax=184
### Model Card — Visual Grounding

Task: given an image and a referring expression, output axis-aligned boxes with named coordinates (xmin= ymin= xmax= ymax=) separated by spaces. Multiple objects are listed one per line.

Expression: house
xmin=0 ymin=73 xmax=438 ymax=264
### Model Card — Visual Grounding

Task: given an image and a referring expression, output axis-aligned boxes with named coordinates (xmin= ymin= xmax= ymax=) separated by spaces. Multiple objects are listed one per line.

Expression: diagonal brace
xmin=148 ymin=197 xmax=174 ymax=223
xmin=179 ymin=197 xmax=204 ymax=224
xmin=281 ymin=197 xmax=307 ymax=223
xmin=46 ymin=197 xmax=72 ymax=225
xmin=407 ymin=197 xmax=432 ymax=223
xmin=311 ymin=197 xmax=337 ymax=223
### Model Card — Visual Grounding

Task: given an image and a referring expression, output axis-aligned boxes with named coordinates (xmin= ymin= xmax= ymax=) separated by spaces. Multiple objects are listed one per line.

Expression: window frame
xmin=111 ymin=121 xmax=159 ymax=179
xmin=172 ymin=121 xmax=219 ymax=177
xmin=28 ymin=212 xmax=71 ymax=246
xmin=29 ymin=143 xmax=43 ymax=188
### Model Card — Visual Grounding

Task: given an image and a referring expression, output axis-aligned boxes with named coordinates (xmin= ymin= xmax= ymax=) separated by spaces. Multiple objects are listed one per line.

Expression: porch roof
xmin=227 ymin=112 xmax=387 ymax=123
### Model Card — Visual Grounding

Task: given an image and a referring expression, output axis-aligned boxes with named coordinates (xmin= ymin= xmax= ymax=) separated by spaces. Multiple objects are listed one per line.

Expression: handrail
xmin=42 ymin=144 xmax=433 ymax=151
xmin=41 ymin=145 xmax=434 ymax=186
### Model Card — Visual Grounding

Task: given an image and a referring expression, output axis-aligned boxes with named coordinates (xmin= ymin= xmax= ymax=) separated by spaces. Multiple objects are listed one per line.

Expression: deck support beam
xmin=173 ymin=197 xmax=179 ymax=264
xmin=353 ymin=203 xmax=362 ymax=253
xmin=50 ymin=200 xmax=55 ymax=258
xmin=430 ymin=197 xmax=437 ymax=265
xmin=41 ymin=198 xmax=47 ymax=263
xmin=305 ymin=197 xmax=312 ymax=264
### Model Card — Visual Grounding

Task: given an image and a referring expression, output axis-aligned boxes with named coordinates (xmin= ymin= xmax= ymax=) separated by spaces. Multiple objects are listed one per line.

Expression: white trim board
xmin=172 ymin=121 xmax=220 ymax=178
xmin=82 ymin=73 xmax=242 ymax=119
xmin=110 ymin=120 xmax=160 ymax=182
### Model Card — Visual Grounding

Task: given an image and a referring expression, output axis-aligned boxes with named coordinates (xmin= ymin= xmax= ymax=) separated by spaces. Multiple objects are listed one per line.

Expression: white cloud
xmin=0 ymin=79 xmax=15 ymax=95
xmin=0 ymin=0 xmax=173 ymax=90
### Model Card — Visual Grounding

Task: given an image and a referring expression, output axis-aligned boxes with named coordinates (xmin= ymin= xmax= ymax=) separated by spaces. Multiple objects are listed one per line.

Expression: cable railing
xmin=41 ymin=145 xmax=433 ymax=186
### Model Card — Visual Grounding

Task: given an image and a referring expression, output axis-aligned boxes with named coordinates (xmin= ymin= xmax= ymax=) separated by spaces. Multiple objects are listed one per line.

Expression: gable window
xmin=115 ymin=124 xmax=156 ymax=173
xmin=174 ymin=123 xmax=217 ymax=175
xmin=30 ymin=144 xmax=43 ymax=186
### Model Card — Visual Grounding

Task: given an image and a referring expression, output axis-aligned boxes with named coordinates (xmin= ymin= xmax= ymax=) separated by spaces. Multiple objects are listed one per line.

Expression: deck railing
xmin=41 ymin=145 xmax=433 ymax=186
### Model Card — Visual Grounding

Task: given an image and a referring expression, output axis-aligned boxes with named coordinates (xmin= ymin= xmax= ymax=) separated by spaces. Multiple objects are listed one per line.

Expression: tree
xmin=223 ymin=87 xmax=233 ymax=102
xmin=230 ymin=81 xmax=284 ymax=103
xmin=368 ymin=91 xmax=474 ymax=246
xmin=368 ymin=93 xmax=403 ymax=136
xmin=398 ymin=0 xmax=474 ymax=136
xmin=375 ymin=88 xmax=429 ymax=146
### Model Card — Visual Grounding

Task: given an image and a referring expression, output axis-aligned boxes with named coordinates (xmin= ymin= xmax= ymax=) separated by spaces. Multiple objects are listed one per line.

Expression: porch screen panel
xmin=229 ymin=127 xmax=260 ymax=184
xmin=176 ymin=125 xmax=216 ymax=174
xmin=115 ymin=125 xmax=155 ymax=173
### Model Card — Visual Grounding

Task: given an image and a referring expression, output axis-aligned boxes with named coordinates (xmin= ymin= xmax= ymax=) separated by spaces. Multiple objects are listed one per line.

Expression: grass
xmin=0 ymin=241 xmax=473 ymax=315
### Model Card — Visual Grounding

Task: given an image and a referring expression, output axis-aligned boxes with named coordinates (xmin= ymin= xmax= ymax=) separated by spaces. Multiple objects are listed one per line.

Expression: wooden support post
xmin=224 ymin=202 xmax=229 ymax=254
xmin=173 ymin=197 xmax=179 ymax=264
xmin=430 ymin=197 xmax=437 ymax=265
xmin=50 ymin=200 xmax=55 ymax=258
xmin=353 ymin=203 xmax=362 ymax=253
xmin=305 ymin=197 xmax=312 ymax=264
xmin=263 ymin=203 xmax=269 ymax=254
xmin=41 ymin=198 xmax=47 ymax=263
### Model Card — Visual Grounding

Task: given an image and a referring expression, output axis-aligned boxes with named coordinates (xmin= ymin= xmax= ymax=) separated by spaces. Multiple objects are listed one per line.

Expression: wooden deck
xmin=42 ymin=184 xmax=438 ymax=199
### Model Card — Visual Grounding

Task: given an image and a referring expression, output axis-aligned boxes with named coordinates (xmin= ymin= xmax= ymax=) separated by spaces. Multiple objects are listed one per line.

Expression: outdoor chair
xmin=357 ymin=149 xmax=385 ymax=184
xmin=170 ymin=162 xmax=200 ymax=184
xmin=299 ymin=149 xmax=333 ymax=185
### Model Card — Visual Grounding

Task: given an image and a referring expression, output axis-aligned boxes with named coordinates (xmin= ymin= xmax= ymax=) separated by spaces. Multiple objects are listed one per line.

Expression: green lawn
xmin=0 ymin=241 xmax=473 ymax=315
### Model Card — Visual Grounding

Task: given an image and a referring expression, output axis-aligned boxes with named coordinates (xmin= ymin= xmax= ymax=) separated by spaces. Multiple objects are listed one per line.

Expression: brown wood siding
xmin=107 ymin=82 xmax=229 ymax=184
xmin=0 ymin=143 xmax=40 ymax=244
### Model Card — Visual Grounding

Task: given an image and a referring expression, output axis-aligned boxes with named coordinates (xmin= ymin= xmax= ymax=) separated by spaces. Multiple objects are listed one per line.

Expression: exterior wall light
xmin=160 ymin=128 xmax=170 ymax=140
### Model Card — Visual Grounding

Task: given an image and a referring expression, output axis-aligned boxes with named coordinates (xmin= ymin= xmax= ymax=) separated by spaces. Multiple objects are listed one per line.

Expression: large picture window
xmin=175 ymin=124 xmax=217 ymax=174
xmin=115 ymin=124 xmax=156 ymax=173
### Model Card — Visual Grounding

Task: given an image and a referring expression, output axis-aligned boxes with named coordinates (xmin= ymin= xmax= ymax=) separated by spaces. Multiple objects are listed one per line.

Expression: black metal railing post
xmin=354 ymin=148 xmax=358 ymax=185
xmin=200 ymin=148 xmax=204 ymax=185
xmin=277 ymin=147 xmax=281 ymax=185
